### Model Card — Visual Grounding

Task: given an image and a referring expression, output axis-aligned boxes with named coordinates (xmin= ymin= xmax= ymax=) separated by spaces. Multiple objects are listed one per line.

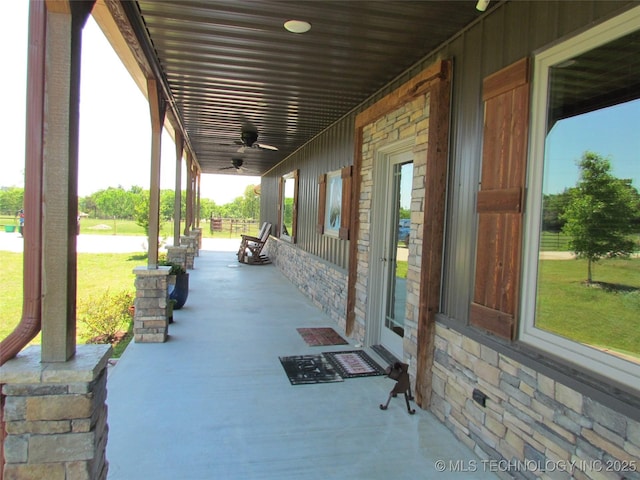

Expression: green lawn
xmin=536 ymin=257 xmax=640 ymax=358
xmin=0 ymin=251 xmax=142 ymax=349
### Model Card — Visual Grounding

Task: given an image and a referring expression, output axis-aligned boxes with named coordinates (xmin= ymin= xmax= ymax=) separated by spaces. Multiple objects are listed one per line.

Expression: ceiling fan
xmin=219 ymin=157 xmax=256 ymax=174
xmin=235 ymin=127 xmax=278 ymax=153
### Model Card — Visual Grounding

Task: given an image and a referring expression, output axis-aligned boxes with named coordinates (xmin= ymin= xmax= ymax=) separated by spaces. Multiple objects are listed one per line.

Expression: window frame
xmin=323 ymin=169 xmax=342 ymax=238
xmin=279 ymin=169 xmax=299 ymax=243
xmin=520 ymin=6 xmax=640 ymax=393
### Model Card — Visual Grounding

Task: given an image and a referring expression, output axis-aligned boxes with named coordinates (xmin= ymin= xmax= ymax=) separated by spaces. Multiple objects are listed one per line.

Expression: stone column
xmin=133 ymin=266 xmax=171 ymax=342
xmin=180 ymin=235 xmax=198 ymax=269
xmin=165 ymin=245 xmax=188 ymax=272
xmin=191 ymin=228 xmax=202 ymax=256
xmin=0 ymin=344 xmax=111 ymax=480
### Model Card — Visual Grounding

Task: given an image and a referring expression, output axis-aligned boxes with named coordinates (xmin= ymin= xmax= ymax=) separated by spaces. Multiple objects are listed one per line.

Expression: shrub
xmin=158 ymin=253 xmax=186 ymax=274
xmin=78 ymin=289 xmax=134 ymax=344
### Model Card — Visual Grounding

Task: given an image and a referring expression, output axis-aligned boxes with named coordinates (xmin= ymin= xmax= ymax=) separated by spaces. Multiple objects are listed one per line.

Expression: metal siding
xmin=262 ymin=0 xmax=636 ymax=317
xmin=441 ymin=25 xmax=485 ymax=324
xmin=262 ymin=118 xmax=354 ymax=269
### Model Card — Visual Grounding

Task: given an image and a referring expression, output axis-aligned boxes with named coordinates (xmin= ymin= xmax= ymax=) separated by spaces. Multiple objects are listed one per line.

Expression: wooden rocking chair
xmin=237 ymin=222 xmax=272 ymax=265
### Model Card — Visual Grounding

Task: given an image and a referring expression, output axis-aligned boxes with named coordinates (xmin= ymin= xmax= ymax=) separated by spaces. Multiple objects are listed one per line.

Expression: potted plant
xmin=158 ymin=258 xmax=189 ymax=309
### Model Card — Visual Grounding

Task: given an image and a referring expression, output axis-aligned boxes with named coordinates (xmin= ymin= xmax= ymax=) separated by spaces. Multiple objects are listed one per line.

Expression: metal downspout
xmin=0 ymin=0 xmax=45 ymax=365
xmin=1 ymin=3 xmax=46 ymax=478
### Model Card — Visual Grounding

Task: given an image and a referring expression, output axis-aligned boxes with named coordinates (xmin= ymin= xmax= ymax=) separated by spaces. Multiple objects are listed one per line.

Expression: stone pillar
xmin=133 ymin=266 xmax=170 ymax=342
xmin=191 ymin=228 xmax=202 ymax=256
xmin=180 ymin=235 xmax=197 ymax=269
xmin=165 ymin=245 xmax=188 ymax=272
xmin=0 ymin=344 xmax=111 ymax=480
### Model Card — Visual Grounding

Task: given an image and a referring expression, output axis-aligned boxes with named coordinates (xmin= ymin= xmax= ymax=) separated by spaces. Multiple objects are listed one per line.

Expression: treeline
xmin=0 ymin=184 xmax=260 ymax=221
xmin=542 ymin=178 xmax=640 ymax=233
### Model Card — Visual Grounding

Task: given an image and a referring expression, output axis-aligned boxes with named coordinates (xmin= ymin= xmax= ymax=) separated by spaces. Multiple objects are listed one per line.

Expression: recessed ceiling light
xmin=284 ymin=20 xmax=311 ymax=34
xmin=476 ymin=0 xmax=490 ymax=11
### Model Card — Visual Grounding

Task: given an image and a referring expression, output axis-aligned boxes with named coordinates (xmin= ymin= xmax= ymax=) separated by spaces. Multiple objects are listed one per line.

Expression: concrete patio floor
xmin=106 ymin=240 xmax=498 ymax=480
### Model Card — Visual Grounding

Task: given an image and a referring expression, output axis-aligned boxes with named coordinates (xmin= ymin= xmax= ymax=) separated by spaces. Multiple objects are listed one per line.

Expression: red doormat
xmin=322 ymin=350 xmax=386 ymax=378
xmin=297 ymin=327 xmax=348 ymax=346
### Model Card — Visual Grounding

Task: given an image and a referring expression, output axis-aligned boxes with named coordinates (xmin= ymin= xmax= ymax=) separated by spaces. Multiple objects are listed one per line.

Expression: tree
xmin=561 ymin=151 xmax=637 ymax=284
xmin=133 ymin=193 xmax=150 ymax=235
xmin=240 ymin=184 xmax=260 ymax=219
xmin=541 ymin=190 xmax=571 ymax=232
xmin=199 ymin=198 xmax=217 ymax=219
xmin=0 ymin=187 xmax=24 ymax=216
xmin=94 ymin=186 xmax=135 ymax=219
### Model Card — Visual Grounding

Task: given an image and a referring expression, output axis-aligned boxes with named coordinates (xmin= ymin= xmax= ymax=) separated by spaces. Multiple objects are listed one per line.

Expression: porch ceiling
xmin=112 ymin=0 xmax=488 ymax=176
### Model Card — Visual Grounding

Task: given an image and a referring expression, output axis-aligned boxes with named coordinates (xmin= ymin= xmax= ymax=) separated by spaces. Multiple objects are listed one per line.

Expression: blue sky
xmin=544 ymin=99 xmax=640 ymax=194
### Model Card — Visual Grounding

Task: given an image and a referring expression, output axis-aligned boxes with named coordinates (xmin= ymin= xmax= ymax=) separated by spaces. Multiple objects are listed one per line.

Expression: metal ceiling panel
xmin=127 ymin=1 xmax=486 ymax=175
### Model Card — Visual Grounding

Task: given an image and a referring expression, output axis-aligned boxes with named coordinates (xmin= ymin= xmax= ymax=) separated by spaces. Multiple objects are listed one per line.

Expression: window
xmin=522 ymin=7 xmax=640 ymax=392
xmin=280 ymin=170 xmax=298 ymax=242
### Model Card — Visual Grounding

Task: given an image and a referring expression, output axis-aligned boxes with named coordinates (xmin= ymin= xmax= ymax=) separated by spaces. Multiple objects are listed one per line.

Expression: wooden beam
xmin=41 ymin=5 xmax=85 ymax=362
xmin=414 ymin=60 xmax=452 ymax=407
xmin=184 ymin=153 xmax=193 ymax=235
xmin=173 ymin=131 xmax=183 ymax=246
xmin=355 ymin=60 xmax=448 ymax=129
xmin=196 ymin=172 xmax=201 ymax=228
xmin=147 ymin=78 xmax=166 ymax=268
xmin=345 ymin=129 xmax=363 ymax=337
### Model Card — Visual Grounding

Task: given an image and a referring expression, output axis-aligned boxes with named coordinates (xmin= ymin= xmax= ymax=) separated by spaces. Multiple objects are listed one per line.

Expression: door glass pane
xmin=385 ymin=161 xmax=413 ymax=338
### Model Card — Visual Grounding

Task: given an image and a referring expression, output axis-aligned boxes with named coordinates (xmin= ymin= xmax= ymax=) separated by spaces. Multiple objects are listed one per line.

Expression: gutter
xmin=0 ymin=0 xmax=45 ymax=367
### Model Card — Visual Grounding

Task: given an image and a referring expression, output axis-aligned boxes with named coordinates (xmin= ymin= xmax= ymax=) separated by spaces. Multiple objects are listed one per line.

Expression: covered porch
xmin=106 ymin=240 xmax=497 ymax=479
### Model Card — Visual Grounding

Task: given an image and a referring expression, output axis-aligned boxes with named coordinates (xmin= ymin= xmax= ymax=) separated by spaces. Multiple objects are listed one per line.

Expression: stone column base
xmin=133 ymin=266 xmax=170 ymax=342
xmin=0 ymin=345 xmax=111 ymax=480
xmin=191 ymin=228 xmax=202 ymax=256
xmin=166 ymin=245 xmax=188 ymax=272
xmin=180 ymin=235 xmax=198 ymax=269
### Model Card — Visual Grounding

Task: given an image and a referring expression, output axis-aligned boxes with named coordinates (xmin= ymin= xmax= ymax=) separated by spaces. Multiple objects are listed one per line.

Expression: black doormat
xmin=322 ymin=350 xmax=386 ymax=378
xmin=371 ymin=344 xmax=401 ymax=367
xmin=279 ymin=354 xmax=344 ymax=385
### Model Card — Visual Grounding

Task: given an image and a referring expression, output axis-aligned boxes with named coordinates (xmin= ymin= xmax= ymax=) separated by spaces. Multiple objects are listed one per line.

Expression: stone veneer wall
xmin=265 ymin=238 xmax=348 ymax=333
xmin=166 ymin=245 xmax=188 ymax=272
xmin=133 ymin=266 xmax=170 ymax=343
xmin=431 ymin=324 xmax=640 ymax=479
xmin=354 ymin=94 xmax=429 ymax=353
xmin=180 ymin=234 xmax=198 ymax=269
xmin=1 ymin=345 xmax=111 ymax=480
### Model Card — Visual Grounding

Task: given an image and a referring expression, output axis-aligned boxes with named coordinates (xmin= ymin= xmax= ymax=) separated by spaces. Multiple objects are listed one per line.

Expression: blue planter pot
xmin=168 ymin=272 xmax=189 ymax=309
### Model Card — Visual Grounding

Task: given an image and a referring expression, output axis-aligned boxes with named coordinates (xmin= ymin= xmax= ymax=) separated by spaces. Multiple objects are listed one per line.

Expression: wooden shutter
xmin=470 ymin=58 xmax=530 ymax=340
xmin=339 ymin=166 xmax=352 ymax=240
xmin=317 ymin=174 xmax=326 ymax=234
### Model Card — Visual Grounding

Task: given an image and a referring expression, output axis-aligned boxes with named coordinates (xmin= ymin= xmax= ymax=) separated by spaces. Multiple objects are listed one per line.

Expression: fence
xmin=539 ymin=232 xmax=571 ymax=251
xmin=209 ymin=218 xmax=259 ymax=237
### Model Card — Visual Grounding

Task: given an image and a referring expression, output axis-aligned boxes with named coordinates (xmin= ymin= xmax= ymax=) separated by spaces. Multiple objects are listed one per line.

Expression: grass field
xmin=536 ymin=257 xmax=640 ymax=358
xmin=0 ymin=251 xmax=143 ymax=352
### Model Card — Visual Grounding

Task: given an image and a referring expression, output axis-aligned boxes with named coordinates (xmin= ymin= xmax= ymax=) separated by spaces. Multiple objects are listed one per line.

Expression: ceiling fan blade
xmin=256 ymin=143 xmax=278 ymax=151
